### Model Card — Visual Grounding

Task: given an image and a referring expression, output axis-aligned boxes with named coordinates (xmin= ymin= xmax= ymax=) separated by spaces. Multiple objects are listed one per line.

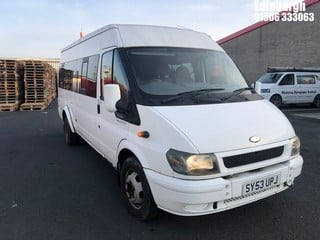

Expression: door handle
xmin=97 ymin=104 xmax=101 ymax=114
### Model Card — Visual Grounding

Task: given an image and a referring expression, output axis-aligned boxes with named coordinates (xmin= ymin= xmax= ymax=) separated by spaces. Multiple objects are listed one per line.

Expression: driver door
xmin=96 ymin=49 xmax=129 ymax=165
xmin=278 ymin=74 xmax=295 ymax=103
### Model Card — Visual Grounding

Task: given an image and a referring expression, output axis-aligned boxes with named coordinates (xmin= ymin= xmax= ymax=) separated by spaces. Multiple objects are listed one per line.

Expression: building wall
xmin=42 ymin=58 xmax=60 ymax=72
xmin=19 ymin=58 xmax=60 ymax=72
xmin=220 ymin=2 xmax=320 ymax=84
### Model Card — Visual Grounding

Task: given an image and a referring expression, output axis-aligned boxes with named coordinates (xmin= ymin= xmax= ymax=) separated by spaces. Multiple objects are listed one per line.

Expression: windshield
xmin=125 ymin=47 xmax=258 ymax=105
xmin=257 ymin=73 xmax=283 ymax=83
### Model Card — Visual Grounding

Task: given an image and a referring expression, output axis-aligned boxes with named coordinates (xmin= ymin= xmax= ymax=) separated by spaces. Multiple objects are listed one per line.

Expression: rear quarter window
xmin=297 ymin=75 xmax=316 ymax=84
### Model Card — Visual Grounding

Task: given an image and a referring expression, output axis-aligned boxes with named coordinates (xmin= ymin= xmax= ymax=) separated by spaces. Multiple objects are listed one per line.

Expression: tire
xmin=63 ymin=117 xmax=79 ymax=146
xmin=313 ymin=95 xmax=320 ymax=108
xmin=270 ymin=94 xmax=282 ymax=108
xmin=120 ymin=156 xmax=159 ymax=221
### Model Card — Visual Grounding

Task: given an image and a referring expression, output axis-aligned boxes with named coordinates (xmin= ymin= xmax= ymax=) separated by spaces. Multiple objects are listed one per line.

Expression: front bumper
xmin=145 ymin=155 xmax=303 ymax=216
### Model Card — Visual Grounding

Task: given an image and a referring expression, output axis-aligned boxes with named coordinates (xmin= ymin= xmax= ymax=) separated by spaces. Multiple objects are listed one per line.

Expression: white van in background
xmin=254 ymin=67 xmax=320 ymax=107
xmin=58 ymin=24 xmax=303 ymax=220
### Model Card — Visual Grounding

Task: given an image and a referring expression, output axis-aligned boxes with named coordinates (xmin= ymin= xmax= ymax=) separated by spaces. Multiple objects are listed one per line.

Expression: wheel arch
xmin=269 ymin=93 xmax=283 ymax=107
xmin=62 ymin=106 xmax=76 ymax=133
xmin=116 ymin=140 xmax=152 ymax=173
xmin=313 ymin=94 xmax=320 ymax=107
xmin=269 ymin=93 xmax=282 ymax=100
xmin=117 ymin=148 xmax=136 ymax=172
xmin=116 ymin=145 xmax=145 ymax=189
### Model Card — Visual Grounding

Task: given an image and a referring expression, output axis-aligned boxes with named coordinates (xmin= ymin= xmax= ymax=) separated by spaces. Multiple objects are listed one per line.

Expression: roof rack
xmin=267 ymin=67 xmax=320 ymax=73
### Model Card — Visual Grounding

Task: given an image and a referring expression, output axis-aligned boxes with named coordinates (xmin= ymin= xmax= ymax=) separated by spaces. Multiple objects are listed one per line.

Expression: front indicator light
xmin=166 ymin=149 xmax=219 ymax=176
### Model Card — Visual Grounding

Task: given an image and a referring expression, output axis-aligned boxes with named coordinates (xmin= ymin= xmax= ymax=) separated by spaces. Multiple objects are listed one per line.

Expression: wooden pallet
xmin=20 ymin=102 xmax=48 ymax=111
xmin=0 ymin=95 xmax=23 ymax=104
xmin=0 ymin=73 xmax=20 ymax=79
xmin=0 ymin=60 xmax=22 ymax=74
xmin=0 ymin=102 xmax=20 ymax=112
xmin=0 ymin=81 xmax=22 ymax=87
xmin=0 ymin=89 xmax=23 ymax=95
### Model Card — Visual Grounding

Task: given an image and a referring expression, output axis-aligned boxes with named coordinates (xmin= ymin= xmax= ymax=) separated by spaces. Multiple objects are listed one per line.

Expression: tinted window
xmin=100 ymin=50 xmax=129 ymax=106
xmin=279 ymin=74 xmax=294 ymax=85
xmin=59 ymin=59 xmax=82 ymax=92
xmin=59 ymin=54 xmax=99 ymax=98
xmin=101 ymin=51 xmax=113 ymax=99
xmin=257 ymin=73 xmax=282 ymax=83
xmin=297 ymin=75 xmax=316 ymax=84
xmin=88 ymin=55 xmax=99 ymax=81
xmin=113 ymin=50 xmax=129 ymax=106
xmin=80 ymin=62 xmax=88 ymax=95
xmin=86 ymin=55 xmax=99 ymax=97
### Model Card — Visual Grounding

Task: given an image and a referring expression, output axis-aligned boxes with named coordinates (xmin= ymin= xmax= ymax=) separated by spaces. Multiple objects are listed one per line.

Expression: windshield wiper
xmin=221 ymin=87 xmax=254 ymax=102
xmin=161 ymin=88 xmax=225 ymax=103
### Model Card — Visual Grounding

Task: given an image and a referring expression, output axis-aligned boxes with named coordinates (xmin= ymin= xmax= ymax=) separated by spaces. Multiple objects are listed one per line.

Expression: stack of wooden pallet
xmin=20 ymin=60 xmax=56 ymax=111
xmin=0 ymin=60 xmax=23 ymax=111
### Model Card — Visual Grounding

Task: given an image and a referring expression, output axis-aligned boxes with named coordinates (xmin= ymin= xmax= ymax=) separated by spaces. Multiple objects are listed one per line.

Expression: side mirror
xmin=103 ymin=84 xmax=121 ymax=112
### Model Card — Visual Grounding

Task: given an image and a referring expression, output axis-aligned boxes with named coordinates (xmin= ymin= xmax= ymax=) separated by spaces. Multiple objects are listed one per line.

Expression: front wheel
xmin=120 ymin=156 xmax=159 ymax=221
xmin=63 ymin=117 xmax=79 ymax=145
xmin=270 ymin=94 xmax=282 ymax=108
xmin=313 ymin=95 xmax=320 ymax=108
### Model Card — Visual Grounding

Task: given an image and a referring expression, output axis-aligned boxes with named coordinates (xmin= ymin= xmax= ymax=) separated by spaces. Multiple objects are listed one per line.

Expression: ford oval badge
xmin=249 ymin=136 xmax=261 ymax=143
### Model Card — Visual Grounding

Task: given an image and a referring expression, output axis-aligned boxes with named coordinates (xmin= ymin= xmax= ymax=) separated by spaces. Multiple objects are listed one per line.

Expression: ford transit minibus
xmin=58 ymin=24 xmax=303 ymax=220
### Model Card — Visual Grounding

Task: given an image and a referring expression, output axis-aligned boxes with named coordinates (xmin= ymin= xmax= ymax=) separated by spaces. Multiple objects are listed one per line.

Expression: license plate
xmin=242 ymin=174 xmax=281 ymax=195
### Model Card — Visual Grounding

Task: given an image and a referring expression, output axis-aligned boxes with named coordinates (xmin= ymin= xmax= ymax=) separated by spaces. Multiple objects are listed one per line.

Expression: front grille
xmin=223 ymin=146 xmax=284 ymax=168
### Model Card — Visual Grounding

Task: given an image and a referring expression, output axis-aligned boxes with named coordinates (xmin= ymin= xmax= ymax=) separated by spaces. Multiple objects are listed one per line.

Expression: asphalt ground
xmin=0 ymin=100 xmax=319 ymax=240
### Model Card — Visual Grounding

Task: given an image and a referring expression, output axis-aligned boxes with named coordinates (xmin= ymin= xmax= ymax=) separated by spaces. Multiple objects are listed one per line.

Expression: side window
xmin=78 ymin=55 xmax=99 ymax=98
xmin=297 ymin=75 xmax=316 ymax=84
xmin=100 ymin=51 xmax=113 ymax=99
xmin=59 ymin=56 xmax=98 ymax=96
xmin=279 ymin=74 xmax=294 ymax=86
xmin=113 ymin=50 xmax=129 ymax=106
xmin=72 ymin=60 xmax=82 ymax=93
xmin=59 ymin=63 xmax=72 ymax=90
xmin=80 ymin=61 xmax=88 ymax=95
xmin=59 ymin=59 xmax=81 ymax=93
xmin=100 ymin=50 xmax=129 ymax=106
xmin=86 ymin=55 xmax=99 ymax=98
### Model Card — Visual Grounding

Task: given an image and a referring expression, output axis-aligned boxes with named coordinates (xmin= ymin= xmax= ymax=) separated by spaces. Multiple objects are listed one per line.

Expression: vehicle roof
xmin=267 ymin=67 xmax=320 ymax=73
xmin=266 ymin=72 xmax=320 ymax=74
xmin=61 ymin=24 xmax=224 ymax=56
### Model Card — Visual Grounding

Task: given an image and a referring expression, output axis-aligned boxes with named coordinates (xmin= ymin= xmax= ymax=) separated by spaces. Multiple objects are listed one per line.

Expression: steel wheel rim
xmin=125 ymin=169 xmax=143 ymax=209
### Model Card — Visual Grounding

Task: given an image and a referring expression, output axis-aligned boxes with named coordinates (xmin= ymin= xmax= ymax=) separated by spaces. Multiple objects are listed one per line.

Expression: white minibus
xmin=58 ymin=24 xmax=303 ymax=220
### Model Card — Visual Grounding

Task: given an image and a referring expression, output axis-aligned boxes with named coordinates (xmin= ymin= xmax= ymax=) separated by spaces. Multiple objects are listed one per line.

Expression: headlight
xmin=166 ymin=149 xmax=219 ymax=176
xmin=290 ymin=136 xmax=300 ymax=156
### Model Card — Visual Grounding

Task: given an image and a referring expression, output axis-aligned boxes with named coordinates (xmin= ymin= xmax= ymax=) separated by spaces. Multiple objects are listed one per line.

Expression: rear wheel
xmin=270 ymin=94 xmax=282 ymax=108
xmin=313 ymin=95 xmax=320 ymax=108
xmin=63 ymin=117 xmax=79 ymax=145
xmin=120 ymin=156 xmax=159 ymax=221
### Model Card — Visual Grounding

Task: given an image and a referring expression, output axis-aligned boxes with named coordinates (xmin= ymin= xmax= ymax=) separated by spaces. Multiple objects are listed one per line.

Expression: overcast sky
xmin=0 ymin=0 xmax=301 ymax=58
